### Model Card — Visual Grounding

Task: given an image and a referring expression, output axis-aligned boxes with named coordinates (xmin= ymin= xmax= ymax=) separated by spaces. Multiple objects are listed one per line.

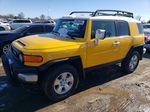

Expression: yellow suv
xmin=2 ymin=10 xmax=145 ymax=101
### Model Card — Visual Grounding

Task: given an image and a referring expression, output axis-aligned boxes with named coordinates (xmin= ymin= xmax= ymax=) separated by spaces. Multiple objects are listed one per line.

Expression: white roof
xmin=62 ymin=15 xmax=141 ymax=23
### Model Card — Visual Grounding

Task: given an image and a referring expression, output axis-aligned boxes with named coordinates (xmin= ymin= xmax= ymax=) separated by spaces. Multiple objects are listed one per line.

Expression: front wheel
xmin=121 ymin=51 xmax=140 ymax=73
xmin=2 ymin=44 xmax=11 ymax=54
xmin=42 ymin=64 xmax=79 ymax=101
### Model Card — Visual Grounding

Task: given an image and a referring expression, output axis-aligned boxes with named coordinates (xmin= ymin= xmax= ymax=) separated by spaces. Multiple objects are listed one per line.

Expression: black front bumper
xmin=2 ymin=53 xmax=38 ymax=83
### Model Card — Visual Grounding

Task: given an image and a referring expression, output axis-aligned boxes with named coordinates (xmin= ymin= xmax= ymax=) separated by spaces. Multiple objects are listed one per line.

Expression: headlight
xmin=19 ymin=54 xmax=24 ymax=63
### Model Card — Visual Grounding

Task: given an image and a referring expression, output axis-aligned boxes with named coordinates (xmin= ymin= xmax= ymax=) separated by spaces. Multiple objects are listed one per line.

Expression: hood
xmin=14 ymin=33 xmax=79 ymax=50
xmin=0 ymin=31 xmax=16 ymax=37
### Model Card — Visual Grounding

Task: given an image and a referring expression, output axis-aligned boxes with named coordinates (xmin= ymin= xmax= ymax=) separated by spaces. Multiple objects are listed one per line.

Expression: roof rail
xmin=70 ymin=11 xmax=94 ymax=16
xmin=93 ymin=10 xmax=134 ymax=18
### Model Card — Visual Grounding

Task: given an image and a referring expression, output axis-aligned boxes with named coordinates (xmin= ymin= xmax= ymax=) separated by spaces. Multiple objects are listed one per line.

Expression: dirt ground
xmin=0 ymin=53 xmax=150 ymax=112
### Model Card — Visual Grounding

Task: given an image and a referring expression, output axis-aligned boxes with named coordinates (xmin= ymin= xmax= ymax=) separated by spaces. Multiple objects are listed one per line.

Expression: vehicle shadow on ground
xmin=0 ymin=64 xmax=129 ymax=112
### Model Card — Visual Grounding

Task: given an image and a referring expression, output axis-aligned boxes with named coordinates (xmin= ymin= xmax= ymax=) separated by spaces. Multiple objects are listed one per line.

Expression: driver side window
xmin=91 ymin=20 xmax=116 ymax=39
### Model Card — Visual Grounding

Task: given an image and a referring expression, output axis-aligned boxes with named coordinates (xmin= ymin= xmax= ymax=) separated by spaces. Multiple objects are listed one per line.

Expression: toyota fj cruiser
xmin=2 ymin=10 xmax=145 ymax=101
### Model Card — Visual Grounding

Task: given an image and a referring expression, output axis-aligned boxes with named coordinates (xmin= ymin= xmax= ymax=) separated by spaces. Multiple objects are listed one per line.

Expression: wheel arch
xmin=126 ymin=44 xmax=144 ymax=60
xmin=39 ymin=56 xmax=85 ymax=80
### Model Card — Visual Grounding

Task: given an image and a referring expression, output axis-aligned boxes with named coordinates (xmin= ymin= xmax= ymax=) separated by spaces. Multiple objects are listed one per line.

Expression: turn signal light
xmin=24 ymin=55 xmax=43 ymax=63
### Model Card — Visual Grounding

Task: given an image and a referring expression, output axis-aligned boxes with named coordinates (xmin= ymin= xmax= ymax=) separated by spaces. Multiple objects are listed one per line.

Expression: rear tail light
xmin=144 ymin=36 xmax=148 ymax=41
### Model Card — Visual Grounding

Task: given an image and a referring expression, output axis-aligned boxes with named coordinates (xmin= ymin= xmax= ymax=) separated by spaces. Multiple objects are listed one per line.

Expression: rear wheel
xmin=121 ymin=51 xmax=140 ymax=73
xmin=42 ymin=64 xmax=79 ymax=101
xmin=0 ymin=27 xmax=5 ymax=31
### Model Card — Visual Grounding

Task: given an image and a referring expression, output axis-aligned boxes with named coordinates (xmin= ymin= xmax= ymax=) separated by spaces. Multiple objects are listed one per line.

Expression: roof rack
xmin=93 ymin=10 xmax=134 ymax=18
xmin=69 ymin=10 xmax=133 ymax=18
xmin=70 ymin=11 xmax=94 ymax=16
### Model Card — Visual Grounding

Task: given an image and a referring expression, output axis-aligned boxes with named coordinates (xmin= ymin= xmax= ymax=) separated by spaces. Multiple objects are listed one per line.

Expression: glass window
xmin=143 ymin=25 xmax=150 ymax=29
xmin=13 ymin=20 xmax=31 ymax=23
xmin=13 ymin=25 xmax=30 ymax=33
xmin=45 ymin=25 xmax=54 ymax=32
xmin=27 ymin=26 xmax=44 ymax=34
xmin=53 ymin=19 xmax=86 ymax=38
xmin=137 ymin=23 xmax=144 ymax=34
xmin=91 ymin=21 xmax=116 ymax=39
xmin=116 ymin=21 xmax=130 ymax=36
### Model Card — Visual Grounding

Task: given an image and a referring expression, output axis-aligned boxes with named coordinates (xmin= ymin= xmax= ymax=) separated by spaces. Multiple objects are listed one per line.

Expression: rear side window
xmin=91 ymin=21 xmax=116 ymax=39
xmin=137 ymin=23 xmax=144 ymax=34
xmin=143 ymin=24 xmax=150 ymax=29
xmin=116 ymin=21 xmax=130 ymax=36
xmin=13 ymin=20 xmax=31 ymax=23
xmin=45 ymin=25 xmax=54 ymax=32
xmin=27 ymin=26 xmax=44 ymax=34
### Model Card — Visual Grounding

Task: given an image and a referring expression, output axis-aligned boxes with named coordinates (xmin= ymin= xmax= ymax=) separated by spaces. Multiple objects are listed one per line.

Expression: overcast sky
xmin=0 ymin=0 xmax=150 ymax=21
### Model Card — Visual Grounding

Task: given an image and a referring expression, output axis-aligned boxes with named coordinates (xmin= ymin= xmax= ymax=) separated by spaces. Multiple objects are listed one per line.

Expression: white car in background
xmin=143 ymin=24 xmax=150 ymax=29
xmin=0 ymin=22 xmax=11 ymax=31
xmin=9 ymin=19 xmax=32 ymax=30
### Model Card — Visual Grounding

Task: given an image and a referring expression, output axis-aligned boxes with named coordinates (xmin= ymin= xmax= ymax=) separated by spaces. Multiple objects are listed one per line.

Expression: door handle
xmin=112 ymin=41 xmax=120 ymax=45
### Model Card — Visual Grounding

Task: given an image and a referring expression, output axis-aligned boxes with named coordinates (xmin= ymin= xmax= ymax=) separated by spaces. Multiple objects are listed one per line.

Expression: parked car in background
xmin=0 ymin=23 xmax=54 ymax=55
xmin=9 ymin=19 xmax=32 ymax=30
xmin=144 ymin=28 xmax=150 ymax=51
xmin=143 ymin=24 xmax=150 ymax=29
xmin=34 ymin=20 xmax=56 ymax=25
xmin=0 ymin=22 xmax=11 ymax=31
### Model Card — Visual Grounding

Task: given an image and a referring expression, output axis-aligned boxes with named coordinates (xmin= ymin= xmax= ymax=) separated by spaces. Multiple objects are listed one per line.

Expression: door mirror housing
xmin=94 ymin=29 xmax=106 ymax=45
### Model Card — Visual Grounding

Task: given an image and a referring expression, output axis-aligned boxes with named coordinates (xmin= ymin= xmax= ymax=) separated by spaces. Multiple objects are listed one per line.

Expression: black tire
xmin=42 ymin=64 xmax=79 ymax=101
xmin=2 ymin=44 xmax=10 ymax=54
xmin=1 ymin=55 xmax=20 ymax=85
xmin=0 ymin=43 xmax=10 ymax=56
xmin=0 ymin=27 xmax=5 ymax=31
xmin=121 ymin=51 xmax=140 ymax=73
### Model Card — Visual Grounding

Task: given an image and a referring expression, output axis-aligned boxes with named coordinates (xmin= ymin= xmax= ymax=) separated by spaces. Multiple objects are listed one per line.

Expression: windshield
xmin=13 ymin=25 xmax=29 ymax=33
xmin=143 ymin=25 xmax=150 ymax=29
xmin=53 ymin=19 xmax=86 ymax=38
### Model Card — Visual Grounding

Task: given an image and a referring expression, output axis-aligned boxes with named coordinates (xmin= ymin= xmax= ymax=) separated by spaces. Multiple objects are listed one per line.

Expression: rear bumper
xmin=2 ymin=53 xmax=39 ymax=83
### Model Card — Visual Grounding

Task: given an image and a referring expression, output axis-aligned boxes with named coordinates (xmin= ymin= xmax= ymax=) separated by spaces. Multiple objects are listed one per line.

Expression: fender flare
xmin=38 ymin=56 xmax=85 ymax=79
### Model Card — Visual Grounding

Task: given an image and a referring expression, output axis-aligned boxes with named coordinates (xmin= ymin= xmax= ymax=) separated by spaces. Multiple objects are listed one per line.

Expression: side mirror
xmin=95 ymin=29 xmax=106 ymax=45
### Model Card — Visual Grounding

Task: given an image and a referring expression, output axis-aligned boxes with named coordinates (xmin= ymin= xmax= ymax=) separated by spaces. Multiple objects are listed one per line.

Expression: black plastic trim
xmin=84 ymin=59 xmax=123 ymax=72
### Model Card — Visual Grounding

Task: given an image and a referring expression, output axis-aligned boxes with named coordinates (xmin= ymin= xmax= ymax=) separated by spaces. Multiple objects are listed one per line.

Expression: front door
xmin=86 ymin=20 xmax=121 ymax=68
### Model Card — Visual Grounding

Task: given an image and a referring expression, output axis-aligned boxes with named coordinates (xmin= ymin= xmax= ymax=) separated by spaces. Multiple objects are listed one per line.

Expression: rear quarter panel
xmin=129 ymin=23 xmax=145 ymax=46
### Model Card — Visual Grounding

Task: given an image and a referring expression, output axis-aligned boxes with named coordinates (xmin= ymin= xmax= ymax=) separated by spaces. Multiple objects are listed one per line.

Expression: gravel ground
xmin=0 ymin=53 xmax=150 ymax=112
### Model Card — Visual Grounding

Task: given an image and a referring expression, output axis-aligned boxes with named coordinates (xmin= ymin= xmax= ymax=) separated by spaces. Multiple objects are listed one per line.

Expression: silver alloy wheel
xmin=54 ymin=72 xmax=74 ymax=95
xmin=129 ymin=55 xmax=138 ymax=71
xmin=3 ymin=44 xmax=10 ymax=54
